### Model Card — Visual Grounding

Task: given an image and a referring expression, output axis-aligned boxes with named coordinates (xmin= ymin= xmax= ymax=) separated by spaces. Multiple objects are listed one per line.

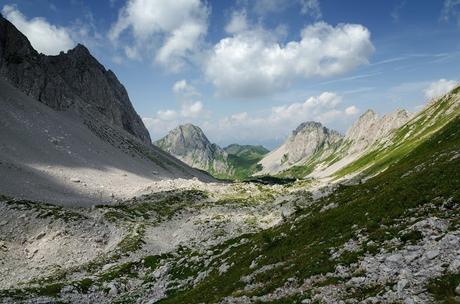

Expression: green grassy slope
xmin=224 ymin=144 xmax=270 ymax=179
xmin=159 ymin=114 xmax=460 ymax=303
xmin=334 ymin=86 xmax=460 ymax=179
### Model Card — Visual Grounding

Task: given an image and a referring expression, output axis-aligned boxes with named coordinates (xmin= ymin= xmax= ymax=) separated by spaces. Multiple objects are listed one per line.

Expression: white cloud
xmin=181 ymin=101 xmax=204 ymax=117
xmin=345 ymin=105 xmax=359 ymax=115
xmin=157 ymin=109 xmax=178 ymax=121
xmin=211 ymin=92 xmax=353 ymax=144
xmin=225 ymin=10 xmax=248 ymax=34
xmin=424 ymin=79 xmax=458 ymax=99
xmin=253 ymin=0 xmax=289 ymax=15
xmin=172 ymin=79 xmax=199 ymax=97
xmin=205 ymin=22 xmax=374 ymax=98
xmin=2 ymin=5 xmax=75 ymax=55
xmin=109 ymin=0 xmax=209 ymax=71
xmin=300 ymin=0 xmax=322 ymax=20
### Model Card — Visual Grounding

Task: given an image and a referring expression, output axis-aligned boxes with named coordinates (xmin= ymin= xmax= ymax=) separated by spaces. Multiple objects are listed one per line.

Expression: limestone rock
xmin=155 ymin=124 xmax=232 ymax=176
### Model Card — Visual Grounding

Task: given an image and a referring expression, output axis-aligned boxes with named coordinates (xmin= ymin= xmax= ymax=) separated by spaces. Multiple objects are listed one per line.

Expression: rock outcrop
xmin=345 ymin=109 xmax=410 ymax=154
xmin=0 ymin=15 xmax=150 ymax=144
xmin=155 ymin=124 xmax=232 ymax=177
xmin=257 ymin=122 xmax=343 ymax=175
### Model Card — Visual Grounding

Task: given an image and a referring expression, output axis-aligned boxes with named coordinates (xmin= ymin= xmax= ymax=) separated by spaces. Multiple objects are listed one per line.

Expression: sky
xmin=1 ymin=0 xmax=460 ymax=149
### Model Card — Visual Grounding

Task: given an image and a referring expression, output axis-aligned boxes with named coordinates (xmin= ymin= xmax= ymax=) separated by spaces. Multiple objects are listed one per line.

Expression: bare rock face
xmin=155 ymin=124 xmax=232 ymax=176
xmin=0 ymin=15 xmax=150 ymax=144
xmin=258 ymin=122 xmax=343 ymax=175
xmin=345 ymin=109 xmax=410 ymax=154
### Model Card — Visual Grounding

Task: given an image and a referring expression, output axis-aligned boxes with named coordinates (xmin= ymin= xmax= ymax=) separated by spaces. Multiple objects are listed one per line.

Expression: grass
xmin=426 ymin=273 xmax=460 ymax=303
xmin=157 ymin=115 xmax=460 ymax=303
xmin=334 ymin=89 xmax=460 ymax=179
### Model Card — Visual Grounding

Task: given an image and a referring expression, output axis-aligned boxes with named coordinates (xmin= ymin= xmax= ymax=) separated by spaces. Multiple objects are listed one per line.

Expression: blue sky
xmin=1 ymin=0 xmax=460 ymax=148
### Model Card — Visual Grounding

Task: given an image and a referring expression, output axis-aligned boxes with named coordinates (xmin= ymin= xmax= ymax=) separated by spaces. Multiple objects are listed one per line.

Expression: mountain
xmin=155 ymin=124 xmax=233 ymax=178
xmin=4 ymin=86 xmax=459 ymax=303
xmin=0 ymin=15 xmax=211 ymax=205
xmin=308 ymin=108 xmax=411 ymax=179
xmin=224 ymin=144 xmax=269 ymax=179
xmin=0 ymin=16 xmax=149 ymax=144
xmin=332 ymin=86 xmax=460 ymax=179
xmin=224 ymin=144 xmax=269 ymax=157
xmin=257 ymin=121 xmax=343 ymax=176
xmin=258 ymin=109 xmax=411 ymax=178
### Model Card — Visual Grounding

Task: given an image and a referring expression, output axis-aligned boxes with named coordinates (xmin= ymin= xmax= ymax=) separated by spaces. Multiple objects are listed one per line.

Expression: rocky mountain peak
xmin=0 ymin=14 xmax=151 ymax=144
xmin=155 ymin=124 xmax=232 ymax=176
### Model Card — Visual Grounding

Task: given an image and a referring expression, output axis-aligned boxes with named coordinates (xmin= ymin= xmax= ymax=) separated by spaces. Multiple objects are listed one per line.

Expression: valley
xmin=0 ymin=6 xmax=459 ymax=304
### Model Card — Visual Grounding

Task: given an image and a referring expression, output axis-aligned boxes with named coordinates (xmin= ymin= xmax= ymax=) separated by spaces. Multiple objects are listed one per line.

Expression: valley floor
xmin=1 ymin=115 xmax=460 ymax=304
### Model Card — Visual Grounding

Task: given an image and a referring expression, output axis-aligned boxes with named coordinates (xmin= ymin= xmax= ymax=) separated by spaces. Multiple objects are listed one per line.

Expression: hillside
xmin=1 ymin=87 xmax=459 ymax=303
xmin=258 ymin=107 xmax=411 ymax=179
xmin=0 ymin=15 xmax=212 ymax=205
xmin=224 ymin=144 xmax=269 ymax=179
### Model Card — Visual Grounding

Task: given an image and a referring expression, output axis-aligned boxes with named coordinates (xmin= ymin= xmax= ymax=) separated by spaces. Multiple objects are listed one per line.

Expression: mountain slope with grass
xmin=332 ymin=86 xmax=460 ymax=180
xmin=2 ymin=88 xmax=458 ymax=303
xmin=157 ymin=97 xmax=460 ymax=304
xmin=224 ymin=144 xmax=269 ymax=179
xmin=261 ymin=108 xmax=410 ymax=179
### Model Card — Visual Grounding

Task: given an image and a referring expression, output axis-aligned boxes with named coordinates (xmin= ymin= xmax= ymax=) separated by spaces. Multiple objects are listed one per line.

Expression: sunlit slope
xmin=159 ymin=108 xmax=460 ymax=303
xmin=334 ymin=86 xmax=460 ymax=179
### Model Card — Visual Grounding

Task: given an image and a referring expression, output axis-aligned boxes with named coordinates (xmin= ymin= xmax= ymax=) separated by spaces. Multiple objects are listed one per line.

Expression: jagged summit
xmin=155 ymin=124 xmax=232 ymax=177
xmin=0 ymin=14 xmax=150 ymax=143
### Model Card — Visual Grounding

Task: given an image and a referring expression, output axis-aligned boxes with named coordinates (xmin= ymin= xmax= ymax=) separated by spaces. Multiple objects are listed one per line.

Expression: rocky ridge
xmin=258 ymin=108 xmax=411 ymax=178
xmin=0 ymin=15 xmax=150 ymax=144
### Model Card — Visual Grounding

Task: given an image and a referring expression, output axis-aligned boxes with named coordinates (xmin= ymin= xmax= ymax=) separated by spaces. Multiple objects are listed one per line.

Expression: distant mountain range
xmin=156 ymin=87 xmax=460 ymax=184
xmin=155 ymin=124 xmax=269 ymax=179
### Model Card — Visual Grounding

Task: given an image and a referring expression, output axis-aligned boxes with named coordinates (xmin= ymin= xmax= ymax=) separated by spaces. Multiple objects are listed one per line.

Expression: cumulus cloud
xmin=345 ymin=105 xmax=359 ymax=115
xmin=2 ymin=5 xmax=75 ymax=55
xmin=143 ymin=80 xmax=206 ymax=138
xmin=211 ymin=92 xmax=356 ymax=144
xmin=424 ymin=79 xmax=458 ymax=99
xmin=109 ymin=0 xmax=209 ymax=71
xmin=205 ymin=22 xmax=374 ymax=98
xmin=181 ymin=101 xmax=204 ymax=117
xmin=225 ymin=10 xmax=248 ymax=34
xmin=300 ymin=0 xmax=322 ymax=20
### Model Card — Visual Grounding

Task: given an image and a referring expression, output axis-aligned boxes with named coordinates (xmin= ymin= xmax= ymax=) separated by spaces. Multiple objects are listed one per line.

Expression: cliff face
xmin=0 ymin=15 xmax=150 ymax=144
xmin=345 ymin=109 xmax=410 ymax=154
xmin=155 ymin=124 xmax=232 ymax=176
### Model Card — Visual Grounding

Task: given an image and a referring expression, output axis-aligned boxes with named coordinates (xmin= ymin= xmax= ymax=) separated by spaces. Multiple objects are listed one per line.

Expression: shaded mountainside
xmin=155 ymin=124 xmax=233 ymax=178
xmin=0 ymin=15 xmax=150 ymax=144
xmin=0 ymin=15 xmax=213 ymax=205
